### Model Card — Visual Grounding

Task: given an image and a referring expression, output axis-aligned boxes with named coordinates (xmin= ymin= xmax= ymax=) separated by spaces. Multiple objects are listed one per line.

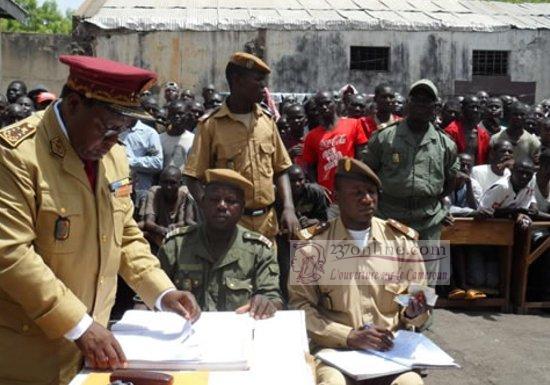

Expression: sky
xmin=38 ymin=0 xmax=84 ymax=14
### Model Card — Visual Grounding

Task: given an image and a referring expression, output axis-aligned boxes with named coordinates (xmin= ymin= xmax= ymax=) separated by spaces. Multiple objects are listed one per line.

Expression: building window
xmin=350 ymin=46 xmax=390 ymax=71
xmin=472 ymin=50 xmax=509 ymax=76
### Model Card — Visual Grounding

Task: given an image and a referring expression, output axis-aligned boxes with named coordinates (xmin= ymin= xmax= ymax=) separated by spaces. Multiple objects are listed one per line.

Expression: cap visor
xmin=107 ymin=104 xmax=155 ymax=122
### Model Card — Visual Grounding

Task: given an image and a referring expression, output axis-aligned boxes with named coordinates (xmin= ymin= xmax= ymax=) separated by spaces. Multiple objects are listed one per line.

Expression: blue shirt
xmin=120 ymin=120 xmax=163 ymax=192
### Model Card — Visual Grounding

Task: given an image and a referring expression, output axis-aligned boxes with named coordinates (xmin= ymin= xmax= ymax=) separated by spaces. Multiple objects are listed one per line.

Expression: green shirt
xmin=158 ymin=224 xmax=282 ymax=311
xmin=366 ymin=120 xmax=459 ymax=230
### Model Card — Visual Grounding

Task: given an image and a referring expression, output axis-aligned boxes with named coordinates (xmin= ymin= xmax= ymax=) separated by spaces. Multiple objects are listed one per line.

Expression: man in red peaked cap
xmin=0 ymin=55 xmax=201 ymax=385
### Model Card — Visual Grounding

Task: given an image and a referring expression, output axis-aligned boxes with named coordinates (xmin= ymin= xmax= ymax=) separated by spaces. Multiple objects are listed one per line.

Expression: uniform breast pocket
xmin=215 ymin=144 xmax=242 ymax=170
xmin=258 ymin=143 xmax=275 ymax=178
xmin=225 ymin=276 xmax=253 ymax=309
xmin=35 ymin=193 xmax=83 ymax=255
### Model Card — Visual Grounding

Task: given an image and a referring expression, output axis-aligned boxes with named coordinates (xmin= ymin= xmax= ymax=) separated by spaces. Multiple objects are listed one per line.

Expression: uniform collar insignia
xmin=50 ymin=137 xmax=66 ymax=158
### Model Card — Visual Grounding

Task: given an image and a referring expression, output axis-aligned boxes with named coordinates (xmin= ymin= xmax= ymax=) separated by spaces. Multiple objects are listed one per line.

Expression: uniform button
xmin=101 ymin=234 xmax=107 ymax=242
xmin=99 ymin=276 xmax=104 ymax=285
xmin=22 ymin=324 xmax=29 ymax=332
xmin=229 ymin=283 xmax=234 ymax=288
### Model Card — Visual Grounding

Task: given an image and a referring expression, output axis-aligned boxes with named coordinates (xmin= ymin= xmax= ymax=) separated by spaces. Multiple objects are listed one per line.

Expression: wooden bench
xmin=513 ymin=221 xmax=550 ymax=314
xmin=437 ymin=218 xmax=515 ymax=312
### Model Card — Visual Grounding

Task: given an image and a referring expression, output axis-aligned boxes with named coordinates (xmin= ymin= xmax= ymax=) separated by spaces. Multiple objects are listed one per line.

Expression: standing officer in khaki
xmin=0 ymin=55 xmax=200 ymax=385
xmin=289 ymin=158 xmax=430 ymax=385
xmin=365 ymin=80 xmax=459 ymax=240
xmin=184 ymin=52 xmax=299 ymax=242
xmin=159 ymin=169 xmax=283 ymax=319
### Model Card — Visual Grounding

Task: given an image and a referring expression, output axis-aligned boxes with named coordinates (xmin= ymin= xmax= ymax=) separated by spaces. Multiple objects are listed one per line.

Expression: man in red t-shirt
xmin=444 ymin=95 xmax=490 ymax=165
xmin=360 ymin=83 xmax=401 ymax=140
xmin=302 ymin=91 xmax=367 ymax=198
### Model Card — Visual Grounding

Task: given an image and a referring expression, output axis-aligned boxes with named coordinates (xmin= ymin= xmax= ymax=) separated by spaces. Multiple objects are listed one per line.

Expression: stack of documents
xmin=103 ymin=310 xmax=253 ymax=371
xmin=317 ymin=330 xmax=459 ymax=380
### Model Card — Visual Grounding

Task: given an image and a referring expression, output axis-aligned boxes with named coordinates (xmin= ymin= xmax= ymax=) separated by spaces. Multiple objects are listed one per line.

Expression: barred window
xmin=472 ymin=50 xmax=509 ymax=76
xmin=350 ymin=46 xmax=390 ymax=71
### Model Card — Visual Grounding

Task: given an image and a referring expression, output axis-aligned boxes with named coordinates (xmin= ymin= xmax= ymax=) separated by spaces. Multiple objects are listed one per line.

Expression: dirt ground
xmin=423 ymin=309 xmax=550 ymax=385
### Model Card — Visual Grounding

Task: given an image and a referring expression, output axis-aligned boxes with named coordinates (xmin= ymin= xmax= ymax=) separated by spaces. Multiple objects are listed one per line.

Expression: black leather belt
xmin=243 ymin=204 xmax=273 ymax=217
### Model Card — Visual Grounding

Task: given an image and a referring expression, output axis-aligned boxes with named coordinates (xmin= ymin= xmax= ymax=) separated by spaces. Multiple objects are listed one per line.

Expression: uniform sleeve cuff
xmin=132 ymin=268 xmax=176 ymax=309
xmin=155 ymin=288 xmax=177 ymax=311
xmin=64 ymin=314 xmax=93 ymax=341
xmin=325 ymin=323 xmax=354 ymax=348
xmin=34 ymin=290 xmax=88 ymax=339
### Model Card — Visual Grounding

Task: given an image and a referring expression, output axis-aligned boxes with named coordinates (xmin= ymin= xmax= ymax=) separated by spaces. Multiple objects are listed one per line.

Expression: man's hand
xmin=442 ymin=213 xmax=455 ymax=227
xmin=346 ymin=326 xmax=394 ymax=351
xmin=235 ymin=295 xmax=280 ymax=320
xmin=404 ymin=292 xmax=428 ymax=319
xmin=75 ymin=322 xmax=127 ymax=370
xmin=161 ymin=290 xmax=201 ymax=323
xmin=516 ymin=213 xmax=532 ymax=231
xmin=280 ymin=207 xmax=300 ymax=240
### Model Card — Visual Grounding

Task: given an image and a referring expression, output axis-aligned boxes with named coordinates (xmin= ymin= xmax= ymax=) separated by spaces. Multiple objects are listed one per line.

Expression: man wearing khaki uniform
xmin=0 ymin=55 xmax=200 ymax=385
xmin=184 ymin=52 xmax=299 ymax=242
xmin=289 ymin=158 xmax=430 ymax=385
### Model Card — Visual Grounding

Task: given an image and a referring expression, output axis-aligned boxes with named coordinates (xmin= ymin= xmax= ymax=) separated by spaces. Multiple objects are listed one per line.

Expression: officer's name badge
xmin=392 ymin=153 xmax=400 ymax=164
xmin=109 ymin=178 xmax=132 ymax=198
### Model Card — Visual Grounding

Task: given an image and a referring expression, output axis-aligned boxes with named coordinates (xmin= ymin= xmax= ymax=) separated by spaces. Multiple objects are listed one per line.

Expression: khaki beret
xmin=229 ymin=52 xmax=271 ymax=74
xmin=335 ymin=157 xmax=381 ymax=188
xmin=204 ymin=168 xmax=253 ymax=196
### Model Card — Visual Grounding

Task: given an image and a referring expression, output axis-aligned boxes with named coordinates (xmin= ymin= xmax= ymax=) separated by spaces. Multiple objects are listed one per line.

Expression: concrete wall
xmin=1 ymin=32 xmax=71 ymax=96
xmin=74 ymin=26 xmax=550 ymax=102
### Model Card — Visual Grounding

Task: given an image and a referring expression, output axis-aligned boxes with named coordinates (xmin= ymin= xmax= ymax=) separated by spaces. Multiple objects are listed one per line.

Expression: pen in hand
xmin=347 ymin=323 xmax=395 ymax=351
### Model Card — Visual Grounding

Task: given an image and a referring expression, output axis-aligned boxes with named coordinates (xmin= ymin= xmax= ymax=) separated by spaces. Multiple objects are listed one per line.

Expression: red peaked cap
xmin=59 ymin=55 xmax=157 ymax=108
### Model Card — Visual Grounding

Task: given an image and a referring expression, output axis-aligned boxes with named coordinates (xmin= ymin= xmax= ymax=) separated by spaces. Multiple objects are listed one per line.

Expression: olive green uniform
xmin=365 ymin=120 xmax=459 ymax=240
xmin=158 ymin=224 xmax=282 ymax=311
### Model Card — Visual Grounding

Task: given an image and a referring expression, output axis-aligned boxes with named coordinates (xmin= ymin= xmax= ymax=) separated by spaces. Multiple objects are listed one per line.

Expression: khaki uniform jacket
xmin=0 ymin=107 xmax=175 ymax=385
xmin=158 ymin=224 xmax=282 ymax=311
xmin=366 ymin=120 xmax=459 ymax=231
xmin=183 ymin=103 xmax=292 ymax=238
xmin=288 ymin=217 xmax=430 ymax=352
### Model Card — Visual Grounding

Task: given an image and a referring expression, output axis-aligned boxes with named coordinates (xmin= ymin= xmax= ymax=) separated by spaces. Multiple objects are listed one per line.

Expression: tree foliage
xmin=0 ymin=0 xmax=72 ymax=34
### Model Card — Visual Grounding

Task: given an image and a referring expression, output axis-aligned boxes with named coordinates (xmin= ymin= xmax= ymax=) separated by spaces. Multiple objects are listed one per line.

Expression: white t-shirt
xmin=480 ymin=175 xmax=536 ymax=210
xmin=160 ymin=130 xmax=195 ymax=169
xmin=471 ymin=164 xmax=511 ymax=194
xmin=534 ymin=176 xmax=550 ymax=213
xmin=347 ymin=228 xmax=371 ymax=248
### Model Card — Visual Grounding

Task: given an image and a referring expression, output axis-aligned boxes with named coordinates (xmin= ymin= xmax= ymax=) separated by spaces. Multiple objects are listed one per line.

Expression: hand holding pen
xmin=346 ymin=323 xmax=394 ymax=351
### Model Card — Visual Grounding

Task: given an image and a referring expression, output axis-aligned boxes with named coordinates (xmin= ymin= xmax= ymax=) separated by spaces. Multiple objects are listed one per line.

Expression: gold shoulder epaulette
xmin=199 ymin=106 xmax=222 ymax=122
xmin=387 ymin=219 xmax=419 ymax=240
xmin=243 ymin=231 xmax=273 ymax=249
xmin=296 ymin=221 xmax=330 ymax=240
xmin=0 ymin=121 xmax=37 ymax=148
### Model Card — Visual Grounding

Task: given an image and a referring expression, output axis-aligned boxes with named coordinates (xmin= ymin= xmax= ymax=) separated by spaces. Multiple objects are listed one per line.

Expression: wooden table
xmin=437 ymin=218 xmax=515 ymax=312
xmin=513 ymin=221 xmax=550 ymax=314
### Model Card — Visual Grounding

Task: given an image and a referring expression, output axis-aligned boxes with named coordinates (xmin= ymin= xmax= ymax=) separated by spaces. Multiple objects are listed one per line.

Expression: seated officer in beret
xmin=289 ymin=157 xmax=430 ymax=385
xmin=184 ymin=52 xmax=300 ymax=244
xmin=158 ymin=169 xmax=283 ymax=319
xmin=0 ymin=55 xmax=201 ymax=385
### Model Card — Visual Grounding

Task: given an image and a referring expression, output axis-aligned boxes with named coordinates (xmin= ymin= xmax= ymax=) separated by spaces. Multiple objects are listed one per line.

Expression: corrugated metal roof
xmin=75 ymin=0 xmax=550 ymax=32
xmin=0 ymin=0 xmax=28 ymax=22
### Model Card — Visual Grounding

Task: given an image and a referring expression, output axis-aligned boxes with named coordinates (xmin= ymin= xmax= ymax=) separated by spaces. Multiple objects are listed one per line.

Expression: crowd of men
xmin=1 ymin=51 xmax=550 ymax=385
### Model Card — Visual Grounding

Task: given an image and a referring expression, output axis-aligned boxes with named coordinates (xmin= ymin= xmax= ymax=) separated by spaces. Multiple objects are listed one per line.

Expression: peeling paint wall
xmin=1 ymin=33 xmax=71 ymax=95
xmin=83 ymin=25 xmax=550 ymax=101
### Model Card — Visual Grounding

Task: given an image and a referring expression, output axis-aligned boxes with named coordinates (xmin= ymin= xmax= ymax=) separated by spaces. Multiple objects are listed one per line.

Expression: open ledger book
xmin=317 ymin=330 xmax=459 ymax=380
xmin=92 ymin=310 xmax=254 ymax=371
